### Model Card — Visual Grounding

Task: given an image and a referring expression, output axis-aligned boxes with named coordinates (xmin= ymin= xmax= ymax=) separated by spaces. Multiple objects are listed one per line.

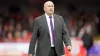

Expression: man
xmin=28 ymin=1 xmax=71 ymax=56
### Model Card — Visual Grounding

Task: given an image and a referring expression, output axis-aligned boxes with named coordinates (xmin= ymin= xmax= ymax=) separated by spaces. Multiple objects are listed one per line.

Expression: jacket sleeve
xmin=28 ymin=19 xmax=39 ymax=55
xmin=61 ymin=16 xmax=71 ymax=46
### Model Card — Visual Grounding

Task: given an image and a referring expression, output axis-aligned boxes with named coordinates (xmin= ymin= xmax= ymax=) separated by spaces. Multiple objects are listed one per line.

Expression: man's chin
xmin=48 ymin=13 xmax=54 ymax=15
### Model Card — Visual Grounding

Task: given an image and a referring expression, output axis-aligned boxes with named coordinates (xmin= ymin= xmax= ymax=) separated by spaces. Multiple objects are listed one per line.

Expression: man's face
xmin=44 ymin=2 xmax=54 ymax=15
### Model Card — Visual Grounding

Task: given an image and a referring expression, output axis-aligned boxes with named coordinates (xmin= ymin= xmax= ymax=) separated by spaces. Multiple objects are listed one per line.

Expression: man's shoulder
xmin=34 ymin=14 xmax=44 ymax=21
xmin=54 ymin=14 xmax=63 ymax=21
xmin=54 ymin=14 xmax=62 ymax=18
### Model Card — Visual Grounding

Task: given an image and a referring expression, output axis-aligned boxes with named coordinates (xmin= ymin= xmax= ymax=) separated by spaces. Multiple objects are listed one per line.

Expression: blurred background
xmin=0 ymin=0 xmax=100 ymax=56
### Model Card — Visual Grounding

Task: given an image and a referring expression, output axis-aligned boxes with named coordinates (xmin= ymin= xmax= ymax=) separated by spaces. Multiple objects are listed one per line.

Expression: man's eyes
xmin=48 ymin=6 xmax=54 ymax=7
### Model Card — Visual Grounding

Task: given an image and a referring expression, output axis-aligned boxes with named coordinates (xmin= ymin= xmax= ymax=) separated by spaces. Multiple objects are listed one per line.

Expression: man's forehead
xmin=44 ymin=1 xmax=54 ymax=6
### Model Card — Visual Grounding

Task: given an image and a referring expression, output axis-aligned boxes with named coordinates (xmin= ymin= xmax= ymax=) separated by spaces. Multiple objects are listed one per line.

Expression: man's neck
xmin=45 ymin=13 xmax=53 ymax=16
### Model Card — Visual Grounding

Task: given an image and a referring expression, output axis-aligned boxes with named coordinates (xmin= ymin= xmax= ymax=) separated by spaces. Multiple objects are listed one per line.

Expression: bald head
xmin=44 ymin=1 xmax=54 ymax=7
xmin=43 ymin=1 xmax=54 ymax=16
